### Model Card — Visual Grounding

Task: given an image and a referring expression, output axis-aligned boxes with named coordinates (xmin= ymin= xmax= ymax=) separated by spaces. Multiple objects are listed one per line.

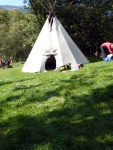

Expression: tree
xmin=0 ymin=9 xmax=39 ymax=61
xmin=23 ymin=0 xmax=113 ymax=56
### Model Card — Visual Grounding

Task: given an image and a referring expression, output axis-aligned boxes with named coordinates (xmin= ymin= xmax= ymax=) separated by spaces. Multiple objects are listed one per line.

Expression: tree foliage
xmin=0 ymin=0 xmax=113 ymax=61
xmin=23 ymin=0 xmax=113 ymax=56
xmin=0 ymin=9 xmax=39 ymax=61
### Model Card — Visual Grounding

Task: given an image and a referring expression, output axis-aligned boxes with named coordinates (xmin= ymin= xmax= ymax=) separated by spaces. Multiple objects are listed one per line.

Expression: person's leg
xmin=100 ymin=46 xmax=107 ymax=58
xmin=2 ymin=62 xmax=5 ymax=68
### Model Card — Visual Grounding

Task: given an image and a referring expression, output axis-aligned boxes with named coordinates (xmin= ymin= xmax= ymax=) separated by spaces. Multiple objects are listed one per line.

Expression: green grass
xmin=1 ymin=60 xmax=113 ymax=150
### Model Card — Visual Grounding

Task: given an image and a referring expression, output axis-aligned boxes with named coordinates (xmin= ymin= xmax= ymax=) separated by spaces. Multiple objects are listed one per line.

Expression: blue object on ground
xmin=103 ymin=55 xmax=113 ymax=62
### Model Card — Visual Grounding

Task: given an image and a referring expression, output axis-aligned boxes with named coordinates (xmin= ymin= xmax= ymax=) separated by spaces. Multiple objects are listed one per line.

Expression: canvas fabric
xmin=22 ymin=16 xmax=89 ymax=73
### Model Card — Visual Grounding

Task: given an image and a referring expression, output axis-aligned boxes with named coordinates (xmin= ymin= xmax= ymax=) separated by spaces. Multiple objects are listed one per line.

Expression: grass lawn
xmin=1 ymin=59 xmax=113 ymax=150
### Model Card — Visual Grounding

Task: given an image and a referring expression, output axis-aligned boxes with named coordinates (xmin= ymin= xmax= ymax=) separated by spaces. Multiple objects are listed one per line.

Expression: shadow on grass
xmin=0 ymin=77 xmax=35 ymax=86
xmin=14 ymin=84 xmax=42 ymax=91
xmin=1 ymin=75 xmax=113 ymax=150
xmin=16 ymin=73 xmax=95 ymax=106
xmin=88 ymin=56 xmax=102 ymax=63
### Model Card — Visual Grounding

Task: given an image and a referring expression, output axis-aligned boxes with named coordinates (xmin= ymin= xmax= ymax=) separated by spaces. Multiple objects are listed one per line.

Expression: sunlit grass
xmin=1 ymin=60 xmax=113 ymax=150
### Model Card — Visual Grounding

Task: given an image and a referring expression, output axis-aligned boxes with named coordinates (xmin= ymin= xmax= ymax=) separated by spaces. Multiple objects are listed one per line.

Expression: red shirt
xmin=101 ymin=42 xmax=113 ymax=54
xmin=0 ymin=59 xmax=3 ymax=64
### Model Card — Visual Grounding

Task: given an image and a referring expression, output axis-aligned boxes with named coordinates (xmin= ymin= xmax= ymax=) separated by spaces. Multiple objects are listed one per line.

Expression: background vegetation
xmin=0 ymin=0 xmax=113 ymax=61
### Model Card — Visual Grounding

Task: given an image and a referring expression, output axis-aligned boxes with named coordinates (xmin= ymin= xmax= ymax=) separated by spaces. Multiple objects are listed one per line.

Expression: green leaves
xmin=1 ymin=0 xmax=113 ymax=60
xmin=0 ymin=9 xmax=39 ymax=60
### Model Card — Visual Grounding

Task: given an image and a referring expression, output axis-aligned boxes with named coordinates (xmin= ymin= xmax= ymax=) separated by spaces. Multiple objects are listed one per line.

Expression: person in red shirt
xmin=0 ymin=59 xmax=3 ymax=65
xmin=100 ymin=42 xmax=113 ymax=61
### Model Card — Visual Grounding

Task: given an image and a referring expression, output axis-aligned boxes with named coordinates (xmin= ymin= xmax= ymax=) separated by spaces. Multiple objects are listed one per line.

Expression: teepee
xmin=22 ymin=1 xmax=89 ymax=73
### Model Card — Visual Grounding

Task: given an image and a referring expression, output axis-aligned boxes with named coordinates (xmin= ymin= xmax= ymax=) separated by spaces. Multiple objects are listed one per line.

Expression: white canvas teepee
xmin=22 ymin=16 xmax=89 ymax=73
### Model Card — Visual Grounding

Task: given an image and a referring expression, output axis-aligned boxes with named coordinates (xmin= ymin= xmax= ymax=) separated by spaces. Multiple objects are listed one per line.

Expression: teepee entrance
xmin=45 ymin=55 xmax=56 ymax=71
